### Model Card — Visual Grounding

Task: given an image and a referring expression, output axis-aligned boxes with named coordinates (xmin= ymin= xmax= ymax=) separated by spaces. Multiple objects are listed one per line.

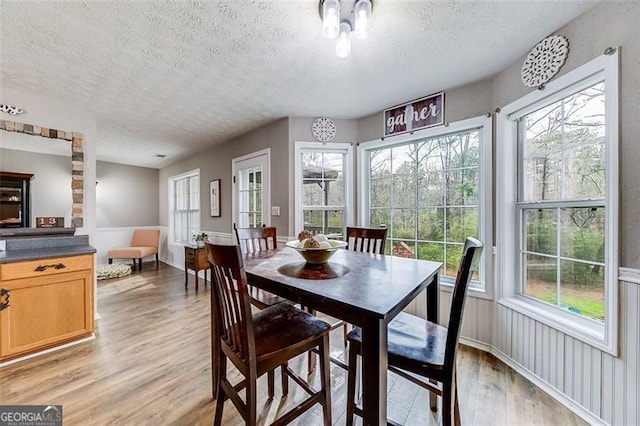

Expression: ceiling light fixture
xmin=320 ymin=0 xmax=372 ymax=58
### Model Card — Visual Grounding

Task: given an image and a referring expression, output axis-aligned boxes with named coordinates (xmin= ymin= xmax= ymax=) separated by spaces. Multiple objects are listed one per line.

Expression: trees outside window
xmin=518 ymin=82 xmax=606 ymax=322
xmin=360 ymin=116 xmax=491 ymax=291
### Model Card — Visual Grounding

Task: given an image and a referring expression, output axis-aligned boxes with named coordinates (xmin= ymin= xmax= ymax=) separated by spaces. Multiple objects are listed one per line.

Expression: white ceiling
xmin=0 ymin=0 xmax=598 ymax=169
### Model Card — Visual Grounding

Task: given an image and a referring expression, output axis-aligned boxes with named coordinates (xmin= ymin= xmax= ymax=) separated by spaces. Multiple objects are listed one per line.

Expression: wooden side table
xmin=184 ymin=244 xmax=209 ymax=291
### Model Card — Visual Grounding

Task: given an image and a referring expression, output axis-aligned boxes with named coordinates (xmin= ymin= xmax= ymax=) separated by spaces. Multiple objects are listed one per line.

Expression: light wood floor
xmin=0 ymin=263 xmax=587 ymax=425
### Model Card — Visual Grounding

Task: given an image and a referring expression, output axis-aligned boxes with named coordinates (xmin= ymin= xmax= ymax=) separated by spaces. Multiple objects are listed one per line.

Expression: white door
xmin=232 ymin=149 xmax=270 ymax=229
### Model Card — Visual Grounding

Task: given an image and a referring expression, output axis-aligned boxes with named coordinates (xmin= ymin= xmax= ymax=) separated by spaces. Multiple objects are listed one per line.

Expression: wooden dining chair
xmin=345 ymin=236 xmax=483 ymax=426
xmin=346 ymin=226 xmax=387 ymax=254
xmin=206 ymin=242 xmax=332 ymax=426
xmin=234 ymin=225 xmax=288 ymax=309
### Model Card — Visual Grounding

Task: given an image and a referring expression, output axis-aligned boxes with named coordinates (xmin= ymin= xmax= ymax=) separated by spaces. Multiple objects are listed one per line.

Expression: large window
xmin=497 ymin=52 xmax=618 ymax=353
xmin=359 ymin=116 xmax=492 ymax=291
xmin=170 ymin=170 xmax=200 ymax=244
xmin=294 ymin=142 xmax=353 ymax=238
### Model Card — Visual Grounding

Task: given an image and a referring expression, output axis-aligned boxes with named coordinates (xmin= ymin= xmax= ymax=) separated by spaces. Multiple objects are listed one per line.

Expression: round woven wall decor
xmin=311 ymin=117 xmax=336 ymax=142
xmin=521 ymin=35 xmax=569 ymax=88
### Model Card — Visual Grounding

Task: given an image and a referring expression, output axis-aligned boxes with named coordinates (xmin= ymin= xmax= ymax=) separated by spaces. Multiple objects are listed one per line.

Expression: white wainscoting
xmin=489 ymin=272 xmax=639 ymax=426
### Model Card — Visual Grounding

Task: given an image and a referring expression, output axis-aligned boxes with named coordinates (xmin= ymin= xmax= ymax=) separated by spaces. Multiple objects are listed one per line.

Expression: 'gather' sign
xmin=383 ymin=92 xmax=444 ymax=137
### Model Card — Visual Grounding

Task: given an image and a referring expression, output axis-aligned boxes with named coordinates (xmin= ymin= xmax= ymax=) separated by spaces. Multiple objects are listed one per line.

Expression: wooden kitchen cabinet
xmin=0 ymin=254 xmax=94 ymax=361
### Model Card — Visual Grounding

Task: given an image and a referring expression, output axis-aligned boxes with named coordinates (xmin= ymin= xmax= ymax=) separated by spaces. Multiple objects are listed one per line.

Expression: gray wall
xmin=159 ymin=118 xmax=290 ymax=234
xmin=97 ymin=161 xmax=159 ymax=227
xmin=1 ymin=148 xmax=72 ymax=226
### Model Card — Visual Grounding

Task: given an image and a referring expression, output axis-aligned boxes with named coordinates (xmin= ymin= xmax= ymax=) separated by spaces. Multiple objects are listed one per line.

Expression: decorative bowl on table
xmin=286 ymin=238 xmax=347 ymax=264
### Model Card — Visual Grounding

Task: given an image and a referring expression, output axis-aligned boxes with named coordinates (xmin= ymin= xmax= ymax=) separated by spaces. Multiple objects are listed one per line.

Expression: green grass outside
xmin=532 ymin=291 xmax=604 ymax=321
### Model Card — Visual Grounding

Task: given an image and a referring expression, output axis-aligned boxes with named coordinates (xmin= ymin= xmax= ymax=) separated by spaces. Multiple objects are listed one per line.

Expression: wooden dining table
xmin=240 ymin=246 xmax=442 ymax=426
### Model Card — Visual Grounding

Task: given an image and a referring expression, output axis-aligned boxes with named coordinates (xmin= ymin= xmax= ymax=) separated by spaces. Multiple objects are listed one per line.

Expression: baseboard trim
xmin=459 ymin=336 xmax=492 ymax=353
xmin=489 ymin=348 xmax=607 ymax=426
xmin=0 ymin=335 xmax=96 ymax=368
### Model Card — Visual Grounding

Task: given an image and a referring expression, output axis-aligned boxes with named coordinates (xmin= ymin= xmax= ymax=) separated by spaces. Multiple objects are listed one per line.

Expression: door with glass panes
xmin=232 ymin=151 xmax=270 ymax=229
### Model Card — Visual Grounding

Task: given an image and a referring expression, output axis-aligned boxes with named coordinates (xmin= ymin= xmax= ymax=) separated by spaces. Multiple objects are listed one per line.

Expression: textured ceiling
xmin=0 ymin=0 xmax=598 ymax=169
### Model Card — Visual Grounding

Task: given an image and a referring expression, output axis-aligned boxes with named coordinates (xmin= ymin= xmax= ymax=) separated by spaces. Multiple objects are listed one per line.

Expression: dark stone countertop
xmin=0 ymin=227 xmax=76 ymax=238
xmin=0 ymin=245 xmax=96 ymax=264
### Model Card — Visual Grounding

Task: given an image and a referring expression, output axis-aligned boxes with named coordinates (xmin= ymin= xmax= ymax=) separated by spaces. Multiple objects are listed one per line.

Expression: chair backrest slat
xmin=234 ymin=225 xmax=278 ymax=254
xmin=205 ymin=242 xmax=255 ymax=363
xmin=346 ymin=227 xmax=387 ymax=255
xmin=444 ymin=237 xmax=483 ymax=371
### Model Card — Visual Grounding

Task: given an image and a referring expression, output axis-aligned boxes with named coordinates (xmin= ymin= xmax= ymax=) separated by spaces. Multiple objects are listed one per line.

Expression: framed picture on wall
xmin=210 ymin=179 xmax=221 ymax=217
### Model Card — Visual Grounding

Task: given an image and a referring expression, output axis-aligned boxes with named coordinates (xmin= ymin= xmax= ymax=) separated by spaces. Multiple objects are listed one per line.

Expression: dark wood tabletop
xmin=242 ymin=247 xmax=442 ymax=425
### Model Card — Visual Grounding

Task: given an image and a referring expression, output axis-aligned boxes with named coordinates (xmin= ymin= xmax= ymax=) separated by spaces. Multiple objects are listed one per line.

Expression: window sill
xmin=439 ymin=278 xmax=493 ymax=300
xmin=498 ymin=296 xmax=616 ymax=356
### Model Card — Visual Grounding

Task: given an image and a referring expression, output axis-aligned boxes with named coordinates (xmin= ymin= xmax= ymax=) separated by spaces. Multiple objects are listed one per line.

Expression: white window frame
xmin=357 ymin=115 xmax=493 ymax=299
xmin=168 ymin=168 xmax=200 ymax=246
xmin=496 ymin=51 xmax=619 ymax=355
xmin=232 ymin=149 xmax=271 ymax=229
xmin=294 ymin=141 xmax=354 ymax=237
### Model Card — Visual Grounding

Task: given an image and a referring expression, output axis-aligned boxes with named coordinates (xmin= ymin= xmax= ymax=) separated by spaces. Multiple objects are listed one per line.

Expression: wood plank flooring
xmin=0 ymin=263 xmax=588 ymax=425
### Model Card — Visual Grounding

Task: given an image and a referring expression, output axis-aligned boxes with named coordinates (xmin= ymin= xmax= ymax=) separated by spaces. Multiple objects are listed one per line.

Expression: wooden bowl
xmin=285 ymin=240 xmax=347 ymax=264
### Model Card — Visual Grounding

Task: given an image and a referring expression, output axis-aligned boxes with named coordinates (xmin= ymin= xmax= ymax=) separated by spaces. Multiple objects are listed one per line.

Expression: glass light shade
xmin=335 ymin=21 xmax=351 ymax=58
xmin=322 ymin=0 xmax=340 ymax=39
xmin=354 ymin=0 xmax=372 ymax=39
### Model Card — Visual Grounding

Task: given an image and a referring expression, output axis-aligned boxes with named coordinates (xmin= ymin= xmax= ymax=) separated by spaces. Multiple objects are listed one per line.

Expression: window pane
xmin=370 ymin=208 xmax=390 ymax=229
xmin=563 ymin=143 xmax=605 ymax=198
xmin=326 ymin=210 xmax=344 ymax=237
xmin=303 ymin=210 xmax=322 ymax=233
xmin=417 ymin=208 xmax=444 ymax=241
xmin=446 ymin=168 xmax=479 ymax=206
xmin=560 ymin=259 xmax=604 ymax=321
xmin=523 ymin=253 xmax=557 ymax=302
xmin=418 ymin=137 xmax=446 ymax=172
xmin=417 ymin=242 xmax=443 ymax=264
xmin=522 ymin=151 xmax=562 ymax=201
xmin=525 ymin=209 xmax=557 ymax=255
xmin=303 ymin=180 xmax=323 ymax=206
xmin=445 ymin=207 xmax=478 ymax=242
xmin=391 ymin=239 xmax=416 ymax=258
xmin=392 ymin=175 xmax=416 ymax=207
xmin=418 ymin=171 xmax=444 ymax=206
xmin=444 ymin=244 xmax=463 ymax=278
xmin=391 ymin=209 xmax=415 ymax=239
xmin=446 ymin=130 xmax=480 ymax=169
xmin=560 ymin=207 xmax=605 ymax=263
xmin=370 ymin=149 xmax=391 ymax=177
xmin=370 ymin=178 xmax=391 ymax=207
xmin=327 ymin=179 xmax=343 ymax=205
xmin=391 ymin=145 xmax=416 ymax=174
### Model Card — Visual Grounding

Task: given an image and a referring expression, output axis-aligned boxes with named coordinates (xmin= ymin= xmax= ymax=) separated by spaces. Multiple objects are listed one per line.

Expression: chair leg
xmin=138 ymin=258 xmax=142 ymax=270
xmin=213 ymin=355 xmax=226 ymax=426
xmin=318 ymin=335 xmax=332 ymax=426
xmin=442 ymin=380 xmax=455 ymax=426
xmin=454 ymin=374 xmax=461 ymax=426
xmin=108 ymin=258 xmax=113 ymax=264
xmin=155 ymin=253 xmax=159 ymax=269
xmin=345 ymin=343 xmax=358 ymax=426
xmin=342 ymin=322 xmax=348 ymax=346
xmin=307 ymin=350 xmax=317 ymax=376
xmin=247 ymin=369 xmax=258 ymax=426
xmin=281 ymin=363 xmax=289 ymax=396
xmin=267 ymin=370 xmax=275 ymax=399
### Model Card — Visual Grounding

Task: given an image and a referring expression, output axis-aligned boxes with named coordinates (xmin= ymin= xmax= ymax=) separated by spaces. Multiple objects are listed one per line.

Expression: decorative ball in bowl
xmin=286 ymin=235 xmax=347 ymax=264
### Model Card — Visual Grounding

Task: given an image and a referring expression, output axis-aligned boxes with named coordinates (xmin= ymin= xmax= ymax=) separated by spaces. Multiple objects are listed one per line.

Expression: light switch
xmin=271 ymin=206 xmax=280 ymax=216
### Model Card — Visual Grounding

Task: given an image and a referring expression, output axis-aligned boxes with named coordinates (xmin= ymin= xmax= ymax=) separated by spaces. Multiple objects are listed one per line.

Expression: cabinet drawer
xmin=0 ymin=254 xmax=93 ymax=281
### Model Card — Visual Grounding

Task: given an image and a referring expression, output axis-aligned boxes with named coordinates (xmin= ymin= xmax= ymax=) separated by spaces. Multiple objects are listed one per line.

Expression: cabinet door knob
xmin=0 ymin=288 xmax=9 ymax=311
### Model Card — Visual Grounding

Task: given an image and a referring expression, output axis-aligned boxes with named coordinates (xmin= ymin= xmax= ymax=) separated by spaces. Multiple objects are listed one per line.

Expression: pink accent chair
xmin=107 ymin=229 xmax=160 ymax=271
